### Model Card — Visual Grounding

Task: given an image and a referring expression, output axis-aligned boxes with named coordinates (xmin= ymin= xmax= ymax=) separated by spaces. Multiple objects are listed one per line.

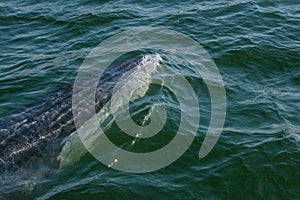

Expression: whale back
xmin=0 ymin=55 xmax=145 ymax=172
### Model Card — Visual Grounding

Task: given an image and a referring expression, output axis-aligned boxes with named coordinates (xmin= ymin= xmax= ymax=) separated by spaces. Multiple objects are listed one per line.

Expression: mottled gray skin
xmin=0 ymin=56 xmax=144 ymax=172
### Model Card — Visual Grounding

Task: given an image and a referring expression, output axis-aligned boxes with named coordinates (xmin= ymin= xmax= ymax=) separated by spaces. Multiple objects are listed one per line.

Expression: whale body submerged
xmin=0 ymin=54 xmax=155 ymax=172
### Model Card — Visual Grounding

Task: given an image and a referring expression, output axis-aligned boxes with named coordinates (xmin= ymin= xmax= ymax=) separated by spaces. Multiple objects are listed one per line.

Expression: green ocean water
xmin=0 ymin=0 xmax=300 ymax=199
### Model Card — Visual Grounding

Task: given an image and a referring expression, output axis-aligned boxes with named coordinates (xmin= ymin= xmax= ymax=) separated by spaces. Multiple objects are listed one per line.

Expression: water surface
xmin=0 ymin=0 xmax=299 ymax=199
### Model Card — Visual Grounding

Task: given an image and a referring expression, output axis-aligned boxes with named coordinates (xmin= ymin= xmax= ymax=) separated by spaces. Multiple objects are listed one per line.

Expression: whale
xmin=0 ymin=54 xmax=152 ymax=172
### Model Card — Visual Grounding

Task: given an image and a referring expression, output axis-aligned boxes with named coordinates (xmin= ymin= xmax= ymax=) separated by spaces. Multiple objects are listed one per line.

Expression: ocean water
xmin=0 ymin=0 xmax=300 ymax=199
